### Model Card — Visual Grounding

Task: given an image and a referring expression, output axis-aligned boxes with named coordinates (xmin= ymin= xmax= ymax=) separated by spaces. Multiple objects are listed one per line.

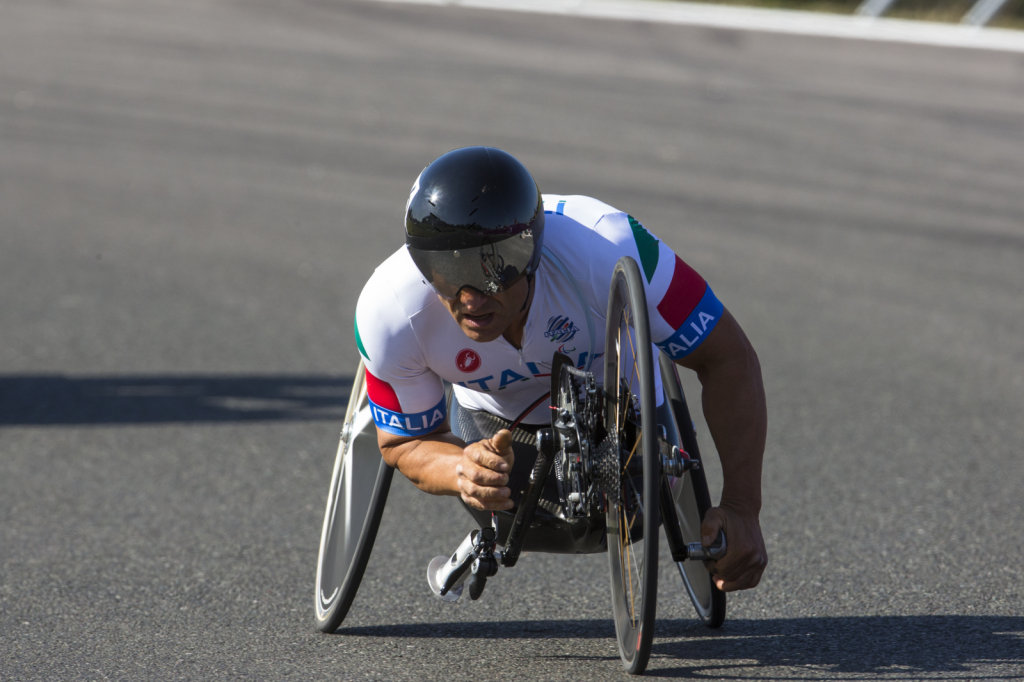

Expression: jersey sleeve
xmin=354 ymin=260 xmax=447 ymax=438
xmin=592 ymin=210 xmax=724 ymax=360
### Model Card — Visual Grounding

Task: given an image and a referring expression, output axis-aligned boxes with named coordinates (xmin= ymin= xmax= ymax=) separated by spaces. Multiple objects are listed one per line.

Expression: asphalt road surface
xmin=2 ymin=0 xmax=1022 ymax=678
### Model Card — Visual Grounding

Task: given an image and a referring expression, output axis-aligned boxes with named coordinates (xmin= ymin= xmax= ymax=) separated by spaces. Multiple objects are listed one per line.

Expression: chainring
xmin=550 ymin=353 xmax=604 ymax=517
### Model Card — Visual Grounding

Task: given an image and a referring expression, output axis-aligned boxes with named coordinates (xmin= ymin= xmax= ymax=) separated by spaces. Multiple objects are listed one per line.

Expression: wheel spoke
xmin=619 ymin=511 xmax=635 ymax=621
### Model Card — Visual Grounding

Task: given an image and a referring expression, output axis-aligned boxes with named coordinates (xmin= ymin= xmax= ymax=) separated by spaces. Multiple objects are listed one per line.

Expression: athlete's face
xmin=439 ymin=275 xmax=532 ymax=345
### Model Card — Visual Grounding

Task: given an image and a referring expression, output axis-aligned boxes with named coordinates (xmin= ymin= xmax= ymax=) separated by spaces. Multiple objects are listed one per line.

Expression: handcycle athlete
xmin=316 ymin=146 xmax=767 ymax=674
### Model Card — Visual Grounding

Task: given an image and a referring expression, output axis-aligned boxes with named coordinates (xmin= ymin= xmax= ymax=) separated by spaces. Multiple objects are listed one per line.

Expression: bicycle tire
xmin=315 ymin=358 xmax=393 ymax=633
xmin=604 ymin=256 xmax=660 ymax=675
xmin=658 ymin=354 xmax=726 ymax=628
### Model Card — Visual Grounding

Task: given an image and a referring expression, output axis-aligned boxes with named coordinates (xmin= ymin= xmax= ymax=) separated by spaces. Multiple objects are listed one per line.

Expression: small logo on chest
xmin=455 ymin=348 xmax=482 ymax=373
xmin=545 ymin=315 xmax=579 ymax=344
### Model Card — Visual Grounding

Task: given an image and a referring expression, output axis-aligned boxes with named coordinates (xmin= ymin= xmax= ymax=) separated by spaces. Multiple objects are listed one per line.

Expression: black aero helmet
xmin=405 ymin=146 xmax=544 ymax=298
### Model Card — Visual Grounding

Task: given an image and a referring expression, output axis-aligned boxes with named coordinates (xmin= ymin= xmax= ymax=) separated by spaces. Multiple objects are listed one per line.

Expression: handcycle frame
xmin=316 ymin=256 xmax=726 ymax=675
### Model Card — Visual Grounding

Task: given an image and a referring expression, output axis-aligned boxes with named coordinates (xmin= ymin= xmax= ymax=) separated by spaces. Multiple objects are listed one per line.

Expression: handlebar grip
xmin=426 ymin=529 xmax=479 ymax=601
xmin=685 ymin=530 xmax=727 ymax=561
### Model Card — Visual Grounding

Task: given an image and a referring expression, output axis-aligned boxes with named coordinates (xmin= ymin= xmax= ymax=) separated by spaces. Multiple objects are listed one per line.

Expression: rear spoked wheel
xmin=315 ymin=359 xmax=393 ymax=633
xmin=603 ymin=256 xmax=660 ymax=675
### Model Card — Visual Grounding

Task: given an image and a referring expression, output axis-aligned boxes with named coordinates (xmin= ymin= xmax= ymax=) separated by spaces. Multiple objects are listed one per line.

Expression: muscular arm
xmin=377 ymin=425 xmax=515 ymax=511
xmin=676 ymin=307 xmax=768 ymax=591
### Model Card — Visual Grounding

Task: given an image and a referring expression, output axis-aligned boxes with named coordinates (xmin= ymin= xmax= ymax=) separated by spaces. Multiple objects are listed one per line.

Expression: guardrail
xmin=380 ymin=0 xmax=1024 ymax=52
xmin=856 ymin=0 xmax=1009 ymax=26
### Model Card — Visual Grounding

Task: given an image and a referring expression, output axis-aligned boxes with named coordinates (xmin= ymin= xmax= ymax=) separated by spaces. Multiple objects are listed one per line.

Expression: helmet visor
xmin=408 ymin=232 xmax=537 ymax=299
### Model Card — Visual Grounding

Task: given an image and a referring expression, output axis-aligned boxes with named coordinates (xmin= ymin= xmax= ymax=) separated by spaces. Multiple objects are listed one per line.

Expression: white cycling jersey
xmin=354 ymin=194 xmax=723 ymax=437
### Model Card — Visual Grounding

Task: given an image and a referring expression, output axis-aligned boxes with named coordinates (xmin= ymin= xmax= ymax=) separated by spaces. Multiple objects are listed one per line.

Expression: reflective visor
xmin=408 ymin=231 xmax=537 ymax=299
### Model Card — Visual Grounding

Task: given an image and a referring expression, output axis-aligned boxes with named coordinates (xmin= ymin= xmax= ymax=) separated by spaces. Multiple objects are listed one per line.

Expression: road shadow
xmin=337 ymin=615 xmax=1024 ymax=678
xmin=652 ymin=615 xmax=1024 ymax=678
xmin=0 ymin=374 xmax=352 ymax=426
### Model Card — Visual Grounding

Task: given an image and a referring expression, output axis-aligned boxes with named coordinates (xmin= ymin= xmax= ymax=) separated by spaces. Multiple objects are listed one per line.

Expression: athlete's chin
xmin=459 ymin=325 xmax=503 ymax=343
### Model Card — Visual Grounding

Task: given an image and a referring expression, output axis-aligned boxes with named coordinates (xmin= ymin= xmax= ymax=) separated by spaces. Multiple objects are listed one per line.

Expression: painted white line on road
xmin=377 ymin=0 xmax=1024 ymax=53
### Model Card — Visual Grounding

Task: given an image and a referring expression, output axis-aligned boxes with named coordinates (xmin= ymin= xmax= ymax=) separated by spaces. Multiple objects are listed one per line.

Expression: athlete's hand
xmin=701 ymin=504 xmax=767 ymax=592
xmin=455 ymin=429 xmax=516 ymax=511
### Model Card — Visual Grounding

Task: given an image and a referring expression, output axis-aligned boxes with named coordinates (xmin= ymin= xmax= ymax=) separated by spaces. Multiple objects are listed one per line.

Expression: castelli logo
xmin=455 ymin=348 xmax=481 ymax=373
